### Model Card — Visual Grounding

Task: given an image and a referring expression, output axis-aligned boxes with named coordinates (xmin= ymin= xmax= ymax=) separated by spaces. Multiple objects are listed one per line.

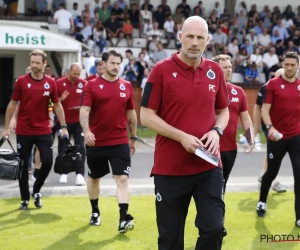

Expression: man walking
xmin=80 ymin=50 xmax=137 ymax=233
xmin=257 ymin=52 xmax=300 ymax=228
xmin=253 ymin=68 xmax=286 ymax=193
xmin=141 ymin=16 xmax=229 ymax=250
xmin=212 ymin=54 xmax=254 ymax=193
xmin=2 ymin=49 xmax=68 ymax=210
xmin=56 ymin=62 xmax=87 ymax=185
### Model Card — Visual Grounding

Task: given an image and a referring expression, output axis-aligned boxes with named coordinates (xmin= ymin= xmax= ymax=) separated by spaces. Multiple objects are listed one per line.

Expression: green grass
xmin=136 ymin=127 xmax=157 ymax=138
xmin=138 ymin=127 xmax=267 ymax=144
xmin=0 ymin=192 xmax=299 ymax=250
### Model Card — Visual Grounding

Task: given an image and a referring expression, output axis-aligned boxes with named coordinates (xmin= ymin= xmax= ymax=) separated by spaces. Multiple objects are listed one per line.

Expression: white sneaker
xmin=59 ymin=174 xmax=68 ymax=184
xmin=76 ymin=174 xmax=85 ymax=186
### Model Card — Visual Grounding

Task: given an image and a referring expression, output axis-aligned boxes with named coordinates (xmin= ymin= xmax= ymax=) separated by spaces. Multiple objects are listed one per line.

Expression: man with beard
xmin=2 ymin=49 xmax=68 ymax=210
xmin=80 ymin=50 xmax=137 ymax=233
xmin=256 ymin=52 xmax=300 ymax=228
xmin=56 ymin=63 xmax=87 ymax=185
xmin=140 ymin=16 xmax=229 ymax=250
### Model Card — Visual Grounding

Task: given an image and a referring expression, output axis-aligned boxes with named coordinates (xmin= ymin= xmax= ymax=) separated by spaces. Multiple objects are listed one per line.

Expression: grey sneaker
xmin=272 ymin=182 xmax=287 ymax=193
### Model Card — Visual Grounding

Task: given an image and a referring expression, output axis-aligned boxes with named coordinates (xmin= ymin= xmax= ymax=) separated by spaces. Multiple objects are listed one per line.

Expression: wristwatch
xmin=266 ymin=124 xmax=273 ymax=130
xmin=130 ymin=136 xmax=138 ymax=141
xmin=61 ymin=124 xmax=68 ymax=129
xmin=212 ymin=127 xmax=223 ymax=137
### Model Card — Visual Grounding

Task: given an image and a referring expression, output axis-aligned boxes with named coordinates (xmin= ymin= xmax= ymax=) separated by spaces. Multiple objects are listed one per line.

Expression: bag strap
xmin=0 ymin=137 xmax=16 ymax=152
xmin=58 ymin=138 xmax=73 ymax=157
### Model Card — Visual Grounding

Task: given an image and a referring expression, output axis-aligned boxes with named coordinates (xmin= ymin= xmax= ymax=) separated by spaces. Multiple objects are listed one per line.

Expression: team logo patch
xmin=120 ymin=83 xmax=125 ymax=90
xmin=269 ymin=153 xmax=273 ymax=159
xmin=44 ymin=82 xmax=50 ymax=89
xmin=78 ymin=83 xmax=83 ymax=88
xmin=231 ymin=88 xmax=237 ymax=95
xmin=156 ymin=192 xmax=162 ymax=202
xmin=207 ymin=68 xmax=215 ymax=80
xmin=298 ymin=85 xmax=300 ymax=91
xmin=17 ymin=143 xmax=21 ymax=149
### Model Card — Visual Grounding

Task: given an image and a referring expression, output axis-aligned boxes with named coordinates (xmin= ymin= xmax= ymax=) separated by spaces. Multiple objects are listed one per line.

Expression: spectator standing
xmin=53 ymin=3 xmax=74 ymax=35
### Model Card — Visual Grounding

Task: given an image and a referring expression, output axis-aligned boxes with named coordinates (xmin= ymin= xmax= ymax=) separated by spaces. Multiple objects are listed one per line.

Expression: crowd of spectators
xmin=2 ymin=0 xmax=300 ymax=83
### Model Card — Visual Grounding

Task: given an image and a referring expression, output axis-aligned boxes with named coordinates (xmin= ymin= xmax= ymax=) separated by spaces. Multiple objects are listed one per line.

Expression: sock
xmin=119 ymin=203 xmax=128 ymax=222
xmin=90 ymin=199 xmax=100 ymax=215
xmin=34 ymin=169 xmax=40 ymax=179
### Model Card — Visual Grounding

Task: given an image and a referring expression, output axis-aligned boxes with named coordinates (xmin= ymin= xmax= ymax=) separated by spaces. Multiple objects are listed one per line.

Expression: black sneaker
xmin=20 ymin=200 xmax=29 ymax=210
xmin=118 ymin=214 xmax=134 ymax=234
xmin=90 ymin=213 xmax=101 ymax=226
xmin=256 ymin=201 xmax=267 ymax=217
xmin=32 ymin=193 xmax=42 ymax=208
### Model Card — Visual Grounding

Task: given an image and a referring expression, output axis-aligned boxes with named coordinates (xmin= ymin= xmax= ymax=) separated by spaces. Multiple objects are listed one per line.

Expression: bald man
xmin=141 ymin=16 xmax=229 ymax=250
xmin=253 ymin=67 xmax=287 ymax=193
xmin=56 ymin=63 xmax=87 ymax=185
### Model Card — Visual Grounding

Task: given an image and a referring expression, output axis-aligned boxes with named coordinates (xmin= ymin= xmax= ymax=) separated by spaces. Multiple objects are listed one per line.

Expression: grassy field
xmin=137 ymin=127 xmax=267 ymax=144
xmin=0 ymin=192 xmax=299 ymax=250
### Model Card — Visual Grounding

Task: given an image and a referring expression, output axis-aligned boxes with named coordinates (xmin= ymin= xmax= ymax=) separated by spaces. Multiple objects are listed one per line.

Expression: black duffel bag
xmin=54 ymin=139 xmax=82 ymax=174
xmin=0 ymin=137 xmax=23 ymax=180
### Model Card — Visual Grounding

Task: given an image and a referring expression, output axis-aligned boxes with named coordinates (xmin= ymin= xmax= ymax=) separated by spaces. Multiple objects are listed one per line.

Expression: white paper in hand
xmin=195 ymin=147 xmax=219 ymax=166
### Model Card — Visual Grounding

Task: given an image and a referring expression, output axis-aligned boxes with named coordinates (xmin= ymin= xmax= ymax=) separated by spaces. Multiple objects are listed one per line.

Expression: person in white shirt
xmin=140 ymin=68 xmax=150 ymax=95
xmin=262 ymin=47 xmax=279 ymax=81
xmin=245 ymin=29 xmax=258 ymax=47
xmin=213 ymin=1 xmax=222 ymax=18
xmin=54 ymin=3 xmax=74 ymax=35
xmin=250 ymin=47 xmax=263 ymax=72
xmin=89 ymin=0 xmax=100 ymax=19
xmin=227 ymin=37 xmax=239 ymax=59
xmin=146 ymin=22 xmax=163 ymax=44
xmin=163 ymin=14 xmax=175 ymax=48
xmin=69 ymin=2 xmax=81 ymax=19
xmin=258 ymin=28 xmax=272 ymax=53
xmin=81 ymin=17 xmax=94 ymax=51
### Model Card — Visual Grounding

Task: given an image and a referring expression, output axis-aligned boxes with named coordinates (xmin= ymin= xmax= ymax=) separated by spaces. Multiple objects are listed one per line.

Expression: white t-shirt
xmin=262 ymin=53 xmax=279 ymax=68
xmin=141 ymin=77 xmax=148 ymax=90
xmin=70 ymin=9 xmax=81 ymax=19
xmin=258 ymin=34 xmax=271 ymax=47
xmin=54 ymin=9 xmax=72 ymax=29
xmin=228 ymin=43 xmax=239 ymax=56
xmin=81 ymin=25 xmax=93 ymax=40
xmin=281 ymin=18 xmax=294 ymax=28
xmin=89 ymin=0 xmax=101 ymax=19
xmin=250 ymin=54 xmax=263 ymax=65
xmin=164 ymin=20 xmax=175 ymax=33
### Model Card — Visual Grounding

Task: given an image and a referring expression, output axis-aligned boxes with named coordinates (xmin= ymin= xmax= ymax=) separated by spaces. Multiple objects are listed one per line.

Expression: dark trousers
xmin=263 ymin=67 xmax=270 ymax=81
xmin=221 ymin=150 xmax=237 ymax=194
xmin=260 ymin=134 xmax=300 ymax=218
xmin=58 ymin=122 xmax=85 ymax=175
xmin=154 ymin=168 xmax=225 ymax=250
xmin=17 ymin=134 xmax=53 ymax=201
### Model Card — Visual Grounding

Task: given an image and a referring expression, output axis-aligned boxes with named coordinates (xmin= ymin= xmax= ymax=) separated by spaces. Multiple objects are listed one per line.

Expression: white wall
xmin=65 ymin=0 xmax=298 ymax=17
xmin=0 ymin=50 xmax=57 ymax=80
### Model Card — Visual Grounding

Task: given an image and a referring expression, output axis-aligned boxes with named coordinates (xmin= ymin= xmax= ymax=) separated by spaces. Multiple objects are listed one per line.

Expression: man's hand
xmin=60 ymin=90 xmax=69 ymax=102
xmin=268 ymin=126 xmax=281 ymax=141
xmin=200 ymin=130 xmax=220 ymax=154
xmin=2 ymin=129 xmax=10 ymax=139
xmin=84 ymin=130 xmax=96 ymax=146
xmin=180 ymin=133 xmax=204 ymax=153
xmin=129 ymin=140 xmax=136 ymax=156
xmin=9 ymin=118 xmax=17 ymax=131
xmin=245 ymin=143 xmax=254 ymax=154
xmin=60 ymin=128 xmax=69 ymax=139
